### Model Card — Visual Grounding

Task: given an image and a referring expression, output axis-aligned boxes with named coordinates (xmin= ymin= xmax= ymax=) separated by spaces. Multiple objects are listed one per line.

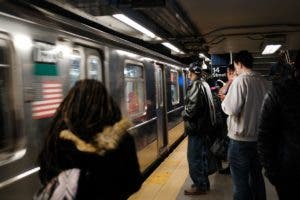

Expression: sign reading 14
xmin=212 ymin=67 xmax=220 ymax=74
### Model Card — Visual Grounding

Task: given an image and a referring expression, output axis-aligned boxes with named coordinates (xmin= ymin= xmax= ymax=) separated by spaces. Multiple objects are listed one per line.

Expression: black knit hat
xmin=189 ymin=62 xmax=202 ymax=74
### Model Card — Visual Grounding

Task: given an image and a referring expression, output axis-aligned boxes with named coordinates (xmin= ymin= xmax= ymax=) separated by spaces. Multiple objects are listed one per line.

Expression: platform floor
xmin=129 ymin=137 xmax=278 ymax=200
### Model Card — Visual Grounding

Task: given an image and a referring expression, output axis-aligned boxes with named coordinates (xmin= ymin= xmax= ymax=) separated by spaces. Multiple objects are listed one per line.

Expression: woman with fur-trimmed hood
xmin=37 ymin=79 xmax=142 ymax=200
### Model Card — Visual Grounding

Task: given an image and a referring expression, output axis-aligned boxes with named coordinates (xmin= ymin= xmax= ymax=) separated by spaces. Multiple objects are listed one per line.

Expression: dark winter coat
xmin=182 ymin=79 xmax=212 ymax=135
xmin=257 ymin=78 xmax=300 ymax=185
xmin=38 ymin=129 xmax=142 ymax=200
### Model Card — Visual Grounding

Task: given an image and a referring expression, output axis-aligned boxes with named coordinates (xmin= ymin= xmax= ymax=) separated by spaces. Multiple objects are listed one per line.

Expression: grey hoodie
xmin=222 ymin=71 xmax=268 ymax=141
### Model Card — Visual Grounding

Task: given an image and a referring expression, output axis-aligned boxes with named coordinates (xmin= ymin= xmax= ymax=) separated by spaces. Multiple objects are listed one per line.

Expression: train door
xmin=154 ymin=63 xmax=168 ymax=154
xmin=0 ymin=35 xmax=25 ymax=166
xmin=0 ymin=33 xmax=39 ymax=199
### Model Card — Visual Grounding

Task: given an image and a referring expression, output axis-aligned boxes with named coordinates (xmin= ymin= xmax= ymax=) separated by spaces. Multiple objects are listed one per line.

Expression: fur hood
xmin=59 ymin=118 xmax=132 ymax=156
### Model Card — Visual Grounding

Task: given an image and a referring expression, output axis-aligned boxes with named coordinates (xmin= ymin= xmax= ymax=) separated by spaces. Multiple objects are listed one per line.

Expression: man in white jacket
xmin=222 ymin=50 xmax=268 ymax=200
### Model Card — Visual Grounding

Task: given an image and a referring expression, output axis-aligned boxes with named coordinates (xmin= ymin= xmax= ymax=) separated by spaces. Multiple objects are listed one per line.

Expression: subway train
xmin=0 ymin=2 xmax=188 ymax=199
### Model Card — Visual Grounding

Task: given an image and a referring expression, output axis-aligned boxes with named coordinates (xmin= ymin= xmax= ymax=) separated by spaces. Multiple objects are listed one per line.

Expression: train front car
xmin=0 ymin=1 xmax=187 ymax=199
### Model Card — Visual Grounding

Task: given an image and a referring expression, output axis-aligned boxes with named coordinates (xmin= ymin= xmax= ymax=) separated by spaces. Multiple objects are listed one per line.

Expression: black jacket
xmin=257 ymin=78 xmax=300 ymax=184
xmin=39 ymin=133 xmax=142 ymax=200
xmin=182 ymin=79 xmax=211 ymax=135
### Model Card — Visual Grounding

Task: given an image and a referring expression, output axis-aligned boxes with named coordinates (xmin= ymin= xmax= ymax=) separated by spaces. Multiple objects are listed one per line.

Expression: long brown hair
xmin=38 ymin=79 xmax=122 ymax=184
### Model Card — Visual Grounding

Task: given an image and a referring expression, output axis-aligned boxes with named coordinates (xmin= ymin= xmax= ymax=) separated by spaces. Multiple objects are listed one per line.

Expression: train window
xmin=124 ymin=64 xmax=143 ymax=78
xmin=155 ymin=67 xmax=163 ymax=108
xmin=0 ymin=39 xmax=25 ymax=165
xmin=0 ymin=45 xmax=8 ymax=66
xmin=124 ymin=63 xmax=146 ymax=118
xmin=69 ymin=49 xmax=81 ymax=88
xmin=170 ymin=70 xmax=180 ymax=105
xmin=87 ymin=55 xmax=102 ymax=81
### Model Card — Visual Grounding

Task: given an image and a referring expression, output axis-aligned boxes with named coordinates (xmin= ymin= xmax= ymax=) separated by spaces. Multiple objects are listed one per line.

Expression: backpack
xmin=34 ymin=168 xmax=80 ymax=200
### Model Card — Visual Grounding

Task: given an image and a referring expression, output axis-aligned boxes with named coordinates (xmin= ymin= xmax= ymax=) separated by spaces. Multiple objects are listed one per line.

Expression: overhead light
xmin=199 ymin=53 xmax=211 ymax=62
xmin=201 ymin=60 xmax=208 ymax=69
xmin=262 ymin=44 xmax=282 ymax=55
xmin=199 ymin=53 xmax=206 ymax=58
xmin=162 ymin=42 xmax=184 ymax=54
xmin=113 ymin=14 xmax=156 ymax=38
xmin=205 ymin=57 xmax=211 ymax=62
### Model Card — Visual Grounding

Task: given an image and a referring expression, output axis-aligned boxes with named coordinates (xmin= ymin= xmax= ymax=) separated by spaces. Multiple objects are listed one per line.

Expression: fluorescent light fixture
xmin=113 ymin=14 xmax=156 ymax=38
xmin=199 ymin=53 xmax=205 ymax=58
xmin=202 ymin=61 xmax=208 ymax=69
xmin=205 ymin=57 xmax=211 ymax=62
xmin=200 ymin=53 xmax=210 ymax=61
xmin=262 ymin=44 xmax=282 ymax=55
xmin=162 ymin=42 xmax=184 ymax=54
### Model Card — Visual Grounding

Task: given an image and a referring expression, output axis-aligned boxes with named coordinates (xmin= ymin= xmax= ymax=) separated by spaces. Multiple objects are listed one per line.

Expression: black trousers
xmin=275 ymin=182 xmax=298 ymax=200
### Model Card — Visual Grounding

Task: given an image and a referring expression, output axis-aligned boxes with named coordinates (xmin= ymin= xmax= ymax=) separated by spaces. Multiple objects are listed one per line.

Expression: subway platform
xmin=129 ymin=138 xmax=278 ymax=200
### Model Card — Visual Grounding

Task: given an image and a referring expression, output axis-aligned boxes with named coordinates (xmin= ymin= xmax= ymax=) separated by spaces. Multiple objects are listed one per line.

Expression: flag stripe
xmin=43 ymin=94 xmax=62 ymax=99
xmin=32 ymin=109 xmax=56 ymax=117
xmin=32 ymin=99 xmax=62 ymax=106
xmin=32 ymin=112 xmax=57 ymax=119
xmin=43 ymin=83 xmax=62 ymax=88
xmin=43 ymin=88 xmax=63 ymax=93
xmin=32 ymin=103 xmax=60 ymax=111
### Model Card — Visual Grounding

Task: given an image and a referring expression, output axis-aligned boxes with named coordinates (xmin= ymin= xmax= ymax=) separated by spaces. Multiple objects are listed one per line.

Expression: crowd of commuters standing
xmin=34 ymin=50 xmax=299 ymax=200
xmin=183 ymin=50 xmax=300 ymax=200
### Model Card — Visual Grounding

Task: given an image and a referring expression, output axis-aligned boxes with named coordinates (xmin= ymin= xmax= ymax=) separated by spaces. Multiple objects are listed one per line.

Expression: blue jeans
xmin=187 ymin=134 xmax=209 ymax=190
xmin=228 ymin=139 xmax=266 ymax=200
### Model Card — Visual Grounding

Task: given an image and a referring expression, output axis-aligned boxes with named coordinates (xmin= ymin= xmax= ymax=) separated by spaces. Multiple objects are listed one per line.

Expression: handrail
xmin=167 ymin=106 xmax=184 ymax=115
xmin=128 ymin=117 xmax=158 ymax=131
xmin=0 ymin=167 xmax=40 ymax=189
xmin=0 ymin=64 xmax=9 ymax=68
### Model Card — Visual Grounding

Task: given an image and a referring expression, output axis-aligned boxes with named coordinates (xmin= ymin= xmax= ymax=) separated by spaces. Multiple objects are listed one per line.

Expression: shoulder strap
xmin=34 ymin=168 xmax=80 ymax=200
xmin=50 ymin=168 xmax=80 ymax=200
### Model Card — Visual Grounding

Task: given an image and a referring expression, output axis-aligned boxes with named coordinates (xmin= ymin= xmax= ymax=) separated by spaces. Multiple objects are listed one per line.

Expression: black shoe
xmin=184 ymin=187 xmax=208 ymax=195
xmin=191 ymin=184 xmax=210 ymax=191
xmin=218 ymin=166 xmax=230 ymax=175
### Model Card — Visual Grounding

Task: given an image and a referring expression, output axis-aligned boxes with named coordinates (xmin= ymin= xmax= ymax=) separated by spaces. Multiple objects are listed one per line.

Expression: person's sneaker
xmin=218 ymin=166 xmax=230 ymax=175
xmin=184 ymin=187 xmax=208 ymax=195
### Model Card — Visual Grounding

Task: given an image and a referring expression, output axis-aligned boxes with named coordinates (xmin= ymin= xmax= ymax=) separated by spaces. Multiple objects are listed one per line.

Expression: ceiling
xmin=31 ymin=0 xmax=300 ymax=65
xmin=178 ymin=0 xmax=300 ymax=54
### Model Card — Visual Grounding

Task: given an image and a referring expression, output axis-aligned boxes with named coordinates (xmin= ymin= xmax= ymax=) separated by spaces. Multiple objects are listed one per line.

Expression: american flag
xmin=32 ymin=81 xmax=63 ymax=119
